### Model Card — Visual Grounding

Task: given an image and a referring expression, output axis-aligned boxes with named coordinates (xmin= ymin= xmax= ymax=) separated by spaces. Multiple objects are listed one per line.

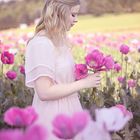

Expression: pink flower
xmin=19 ymin=65 xmax=25 ymax=75
xmin=52 ymin=111 xmax=90 ymax=139
xmin=0 ymin=125 xmax=48 ymax=140
xmin=104 ymin=55 xmax=115 ymax=70
xmin=95 ymin=105 xmax=133 ymax=131
xmin=0 ymin=129 xmax=23 ymax=140
xmin=128 ymin=79 xmax=136 ymax=88
xmin=118 ymin=76 xmax=125 ymax=83
xmin=71 ymin=35 xmax=85 ymax=45
xmin=120 ymin=44 xmax=130 ymax=55
xmin=115 ymin=104 xmax=133 ymax=117
xmin=85 ymin=53 xmax=95 ymax=68
xmin=1 ymin=51 xmax=14 ymax=64
xmin=114 ymin=63 xmax=122 ymax=72
xmin=52 ymin=115 xmax=72 ymax=139
xmin=24 ymin=125 xmax=48 ymax=140
xmin=0 ymin=44 xmax=11 ymax=52
xmin=76 ymin=38 xmax=84 ymax=45
xmin=4 ymin=106 xmax=38 ymax=127
xmin=6 ymin=71 xmax=17 ymax=80
xmin=85 ymin=50 xmax=104 ymax=70
xmin=75 ymin=64 xmax=88 ymax=80
xmin=71 ymin=112 xmax=90 ymax=134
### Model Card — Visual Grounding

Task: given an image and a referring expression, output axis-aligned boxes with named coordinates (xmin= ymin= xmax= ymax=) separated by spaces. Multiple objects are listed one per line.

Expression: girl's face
xmin=67 ymin=5 xmax=80 ymax=31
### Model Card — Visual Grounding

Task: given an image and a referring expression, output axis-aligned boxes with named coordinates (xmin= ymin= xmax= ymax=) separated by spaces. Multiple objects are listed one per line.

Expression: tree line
xmin=0 ymin=0 xmax=140 ymax=30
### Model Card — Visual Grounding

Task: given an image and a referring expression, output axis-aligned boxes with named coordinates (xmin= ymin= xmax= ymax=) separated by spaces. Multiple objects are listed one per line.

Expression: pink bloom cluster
xmin=75 ymin=44 xmax=131 ymax=80
xmin=114 ymin=63 xmax=122 ymax=72
xmin=118 ymin=76 xmax=125 ymax=83
xmin=0 ymin=125 xmax=47 ymax=140
xmin=0 ymin=43 xmax=11 ymax=52
xmin=75 ymin=64 xmax=88 ymax=80
xmin=70 ymin=33 xmax=136 ymax=53
xmin=120 ymin=44 xmax=130 ymax=55
xmin=85 ymin=49 xmax=105 ymax=70
xmin=0 ymin=50 xmax=25 ymax=80
xmin=19 ymin=65 xmax=25 ymax=75
xmin=75 ymin=49 xmax=118 ymax=80
xmin=0 ymin=105 xmax=133 ymax=140
xmin=4 ymin=106 xmax=38 ymax=127
xmin=85 ymin=49 xmax=115 ymax=71
xmin=1 ymin=51 xmax=14 ymax=64
xmin=117 ymin=77 xmax=136 ymax=88
xmin=127 ymin=79 xmax=136 ymax=88
xmin=0 ymin=51 xmax=16 ymax=80
xmin=52 ymin=111 xmax=90 ymax=139
xmin=6 ymin=71 xmax=17 ymax=80
xmin=5 ymin=65 xmax=25 ymax=80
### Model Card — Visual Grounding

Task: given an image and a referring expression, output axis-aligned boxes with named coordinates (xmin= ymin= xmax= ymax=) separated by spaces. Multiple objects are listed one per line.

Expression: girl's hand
xmin=81 ymin=73 xmax=101 ymax=88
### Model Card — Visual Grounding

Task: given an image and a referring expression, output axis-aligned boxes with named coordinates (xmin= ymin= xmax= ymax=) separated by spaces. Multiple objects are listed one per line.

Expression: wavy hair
xmin=35 ymin=0 xmax=80 ymax=46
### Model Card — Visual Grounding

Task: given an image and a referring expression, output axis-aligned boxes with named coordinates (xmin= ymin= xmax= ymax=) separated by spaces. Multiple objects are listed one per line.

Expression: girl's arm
xmin=34 ymin=73 xmax=101 ymax=101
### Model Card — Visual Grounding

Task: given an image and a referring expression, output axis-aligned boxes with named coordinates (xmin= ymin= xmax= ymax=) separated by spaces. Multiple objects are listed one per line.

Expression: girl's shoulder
xmin=28 ymin=35 xmax=52 ymax=46
xmin=26 ymin=35 xmax=55 ymax=51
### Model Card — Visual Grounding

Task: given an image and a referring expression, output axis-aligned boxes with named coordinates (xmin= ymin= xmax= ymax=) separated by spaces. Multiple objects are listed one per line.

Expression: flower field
xmin=0 ymin=14 xmax=140 ymax=140
xmin=0 ymin=30 xmax=140 ymax=139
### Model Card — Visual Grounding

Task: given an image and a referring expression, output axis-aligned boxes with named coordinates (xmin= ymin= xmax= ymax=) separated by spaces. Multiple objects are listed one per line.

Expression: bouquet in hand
xmin=75 ymin=49 xmax=116 ymax=107
xmin=75 ymin=49 xmax=115 ymax=80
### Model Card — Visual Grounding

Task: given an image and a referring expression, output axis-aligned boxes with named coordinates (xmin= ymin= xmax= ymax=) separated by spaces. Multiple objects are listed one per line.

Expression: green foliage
xmin=87 ymin=0 xmax=140 ymax=16
xmin=0 ymin=0 xmax=44 ymax=30
xmin=0 ymin=74 xmax=33 ymax=128
xmin=78 ymin=52 xmax=140 ymax=139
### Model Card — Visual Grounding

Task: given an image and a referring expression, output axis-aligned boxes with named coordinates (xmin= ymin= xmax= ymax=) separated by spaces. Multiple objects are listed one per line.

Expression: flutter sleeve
xmin=25 ymin=36 xmax=55 ymax=88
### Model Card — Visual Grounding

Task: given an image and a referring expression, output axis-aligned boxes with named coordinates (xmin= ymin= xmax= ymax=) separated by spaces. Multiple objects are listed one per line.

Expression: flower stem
xmin=121 ymin=54 xmax=123 ymax=77
xmin=1 ymin=63 xmax=3 ymax=79
xmin=105 ymin=71 xmax=108 ymax=88
xmin=0 ymin=63 xmax=4 ymax=92
xmin=125 ymin=59 xmax=128 ymax=80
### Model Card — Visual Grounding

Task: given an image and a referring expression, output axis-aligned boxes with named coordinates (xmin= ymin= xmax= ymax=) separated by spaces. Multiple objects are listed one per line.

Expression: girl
xmin=25 ymin=0 xmax=101 ymax=139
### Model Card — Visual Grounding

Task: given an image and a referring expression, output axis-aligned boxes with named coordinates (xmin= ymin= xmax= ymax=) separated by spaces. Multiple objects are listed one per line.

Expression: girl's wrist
xmin=76 ymin=79 xmax=87 ymax=89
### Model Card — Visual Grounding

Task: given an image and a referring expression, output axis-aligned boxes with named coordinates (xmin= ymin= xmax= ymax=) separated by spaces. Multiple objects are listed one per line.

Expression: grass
xmin=2 ymin=13 xmax=140 ymax=34
xmin=70 ymin=13 xmax=140 ymax=33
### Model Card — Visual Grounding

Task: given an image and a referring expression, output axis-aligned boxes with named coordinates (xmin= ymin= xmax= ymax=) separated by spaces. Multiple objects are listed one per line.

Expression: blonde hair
xmin=35 ymin=0 xmax=80 ymax=46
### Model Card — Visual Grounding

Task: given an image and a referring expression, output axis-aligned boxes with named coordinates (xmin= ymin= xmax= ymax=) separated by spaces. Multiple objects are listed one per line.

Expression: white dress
xmin=25 ymin=36 xmax=83 ymax=140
